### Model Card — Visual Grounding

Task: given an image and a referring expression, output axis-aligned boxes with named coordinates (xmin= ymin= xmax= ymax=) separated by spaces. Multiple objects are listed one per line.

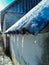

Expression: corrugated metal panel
xmin=6 ymin=0 xmax=41 ymax=14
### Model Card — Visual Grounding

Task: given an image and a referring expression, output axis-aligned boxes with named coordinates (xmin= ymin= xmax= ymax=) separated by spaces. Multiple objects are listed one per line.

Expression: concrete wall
xmin=9 ymin=32 xmax=49 ymax=65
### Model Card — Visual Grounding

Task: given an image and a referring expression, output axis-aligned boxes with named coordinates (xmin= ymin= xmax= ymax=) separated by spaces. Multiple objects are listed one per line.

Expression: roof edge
xmin=1 ymin=0 xmax=16 ymax=13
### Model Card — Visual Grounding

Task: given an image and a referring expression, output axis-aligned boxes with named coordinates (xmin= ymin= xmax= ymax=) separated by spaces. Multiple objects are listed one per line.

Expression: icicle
xmin=34 ymin=35 xmax=37 ymax=44
xmin=22 ymin=36 xmax=24 ymax=48
xmin=14 ymin=35 xmax=15 ymax=44
xmin=22 ymin=35 xmax=24 ymax=54
xmin=16 ymin=35 xmax=20 ymax=63
xmin=17 ymin=35 xmax=19 ymax=49
xmin=34 ymin=40 xmax=37 ymax=44
xmin=20 ymin=35 xmax=24 ymax=65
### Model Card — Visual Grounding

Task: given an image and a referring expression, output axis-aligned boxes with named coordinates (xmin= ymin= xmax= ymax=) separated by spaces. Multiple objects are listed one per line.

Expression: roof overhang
xmin=4 ymin=0 xmax=49 ymax=35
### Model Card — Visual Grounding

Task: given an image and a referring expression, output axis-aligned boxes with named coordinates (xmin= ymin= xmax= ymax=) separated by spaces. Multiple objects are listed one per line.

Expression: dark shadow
xmin=38 ymin=35 xmax=49 ymax=65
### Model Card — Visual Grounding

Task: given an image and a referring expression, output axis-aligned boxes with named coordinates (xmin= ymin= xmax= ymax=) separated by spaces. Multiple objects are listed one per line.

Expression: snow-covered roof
xmin=4 ymin=0 xmax=49 ymax=35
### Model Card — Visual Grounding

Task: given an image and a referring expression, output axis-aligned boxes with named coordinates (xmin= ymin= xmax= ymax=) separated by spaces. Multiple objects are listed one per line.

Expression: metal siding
xmin=6 ymin=0 xmax=41 ymax=14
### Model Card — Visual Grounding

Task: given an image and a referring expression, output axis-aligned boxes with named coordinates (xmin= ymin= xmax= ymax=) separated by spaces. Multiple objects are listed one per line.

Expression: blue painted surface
xmin=16 ymin=0 xmax=49 ymax=35
xmin=0 ymin=0 xmax=14 ymax=11
xmin=5 ymin=0 xmax=41 ymax=30
xmin=6 ymin=0 xmax=41 ymax=14
xmin=26 ymin=6 xmax=49 ymax=35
